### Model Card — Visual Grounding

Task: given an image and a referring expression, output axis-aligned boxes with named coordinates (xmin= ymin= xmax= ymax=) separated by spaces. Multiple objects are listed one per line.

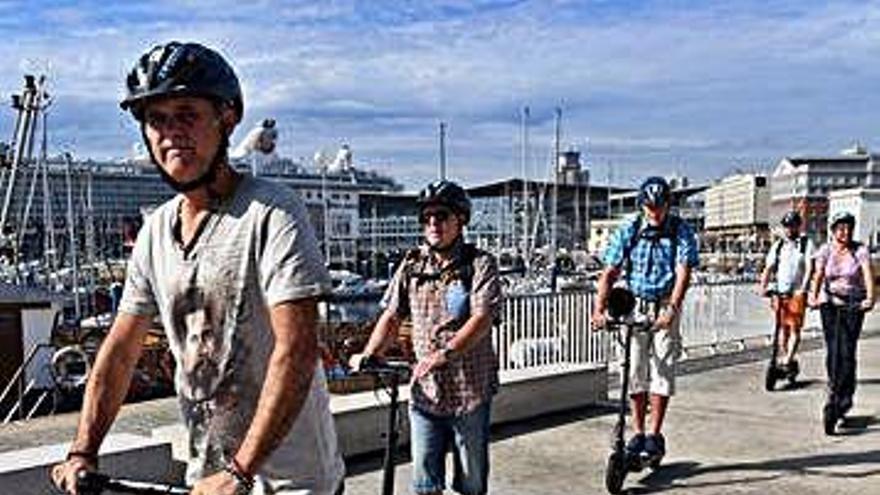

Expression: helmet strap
xmin=141 ymin=125 xmax=230 ymax=193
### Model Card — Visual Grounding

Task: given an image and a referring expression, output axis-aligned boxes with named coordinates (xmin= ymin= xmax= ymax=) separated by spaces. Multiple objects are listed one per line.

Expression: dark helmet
xmin=780 ymin=211 xmax=802 ymax=227
xmin=829 ymin=211 xmax=856 ymax=230
xmin=120 ymin=41 xmax=243 ymax=123
xmin=417 ymin=180 xmax=471 ymax=224
xmin=637 ymin=176 xmax=671 ymax=208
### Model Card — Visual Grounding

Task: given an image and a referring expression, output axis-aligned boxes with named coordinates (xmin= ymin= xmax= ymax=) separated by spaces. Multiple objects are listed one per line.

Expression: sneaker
xmin=644 ymin=433 xmax=666 ymax=459
xmin=625 ymin=433 xmax=646 ymax=457
xmin=786 ymin=360 xmax=800 ymax=379
xmin=823 ymin=403 xmax=837 ymax=435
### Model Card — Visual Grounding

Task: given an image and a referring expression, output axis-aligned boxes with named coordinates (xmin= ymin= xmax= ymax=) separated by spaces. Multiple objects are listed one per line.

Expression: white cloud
xmin=0 ymin=0 xmax=879 ymax=191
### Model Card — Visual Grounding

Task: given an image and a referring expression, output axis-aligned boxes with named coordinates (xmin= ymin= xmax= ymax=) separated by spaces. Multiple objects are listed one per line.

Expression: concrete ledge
xmin=156 ymin=364 xmax=608 ymax=460
xmin=494 ymin=364 xmax=607 ymax=425
xmin=0 ymin=433 xmax=177 ymax=495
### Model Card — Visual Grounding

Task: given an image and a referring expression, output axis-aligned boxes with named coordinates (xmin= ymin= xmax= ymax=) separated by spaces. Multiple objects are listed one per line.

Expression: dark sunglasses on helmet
xmin=420 ymin=208 xmax=454 ymax=224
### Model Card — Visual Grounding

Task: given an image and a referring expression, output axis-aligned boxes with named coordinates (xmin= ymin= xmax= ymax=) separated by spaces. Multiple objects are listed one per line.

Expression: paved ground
xmin=3 ymin=325 xmax=877 ymax=494
xmin=345 ymin=333 xmax=880 ymax=494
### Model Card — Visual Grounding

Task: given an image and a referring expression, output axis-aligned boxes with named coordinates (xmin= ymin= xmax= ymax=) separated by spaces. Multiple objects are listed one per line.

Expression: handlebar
xmin=763 ymin=289 xmax=795 ymax=299
xmin=353 ymin=356 xmax=412 ymax=378
xmin=76 ymin=471 xmax=189 ymax=495
xmin=602 ymin=311 xmax=655 ymax=332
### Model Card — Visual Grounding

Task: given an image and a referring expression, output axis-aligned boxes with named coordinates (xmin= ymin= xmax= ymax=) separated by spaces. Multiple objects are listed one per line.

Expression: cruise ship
xmin=0 ymin=117 xmax=404 ymax=281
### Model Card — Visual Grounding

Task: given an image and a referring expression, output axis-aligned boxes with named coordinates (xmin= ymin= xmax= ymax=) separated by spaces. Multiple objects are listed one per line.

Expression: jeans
xmin=409 ymin=401 xmax=492 ymax=495
xmin=820 ymin=304 xmax=864 ymax=414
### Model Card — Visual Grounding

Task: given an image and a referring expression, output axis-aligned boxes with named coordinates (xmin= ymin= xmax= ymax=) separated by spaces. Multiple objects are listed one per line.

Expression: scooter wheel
xmin=605 ymin=451 xmax=627 ymax=494
xmin=649 ymin=454 xmax=663 ymax=470
xmin=764 ymin=367 xmax=777 ymax=392
xmin=823 ymin=403 xmax=837 ymax=436
xmin=786 ymin=362 xmax=800 ymax=385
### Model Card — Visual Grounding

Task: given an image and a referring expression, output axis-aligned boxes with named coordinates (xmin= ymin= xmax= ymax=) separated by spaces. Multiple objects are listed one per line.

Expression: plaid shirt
xmin=381 ymin=240 xmax=501 ymax=416
xmin=603 ymin=214 xmax=699 ymax=300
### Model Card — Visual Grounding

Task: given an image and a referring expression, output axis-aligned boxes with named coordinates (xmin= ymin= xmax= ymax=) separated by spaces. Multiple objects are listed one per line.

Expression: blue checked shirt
xmin=602 ymin=214 xmax=700 ymax=300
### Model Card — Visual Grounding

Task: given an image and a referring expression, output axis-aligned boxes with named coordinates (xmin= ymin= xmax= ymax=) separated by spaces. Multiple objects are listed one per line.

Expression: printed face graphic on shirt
xmin=173 ymin=286 xmax=226 ymax=402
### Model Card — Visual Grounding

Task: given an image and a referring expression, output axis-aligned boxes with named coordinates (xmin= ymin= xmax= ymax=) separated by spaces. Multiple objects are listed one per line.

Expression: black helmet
xmin=417 ymin=180 xmax=471 ymax=224
xmin=637 ymin=176 xmax=671 ymax=208
xmin=121 ymin=41 xmax=243 ymax=123
xmin=829 ymin=211 xmax=856 ymax=230
xmin=780 ymin=211 xmax=802 ymax=227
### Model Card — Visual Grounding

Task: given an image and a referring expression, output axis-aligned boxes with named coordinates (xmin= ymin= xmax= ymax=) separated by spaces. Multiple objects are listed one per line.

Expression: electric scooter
xmin=75 ymin=470 xmax=189 ymax=494
xmin=603 ymin=287 xmax=660 ymax=495
xmin=764 ymin=289 xmax=799 ymax=391
xmin=353 ymin=355 xmax=412 ymax=495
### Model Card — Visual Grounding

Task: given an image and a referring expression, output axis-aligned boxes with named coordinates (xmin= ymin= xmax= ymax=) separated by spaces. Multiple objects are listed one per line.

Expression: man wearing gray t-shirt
xmin=51 ymin=42 xmax=344 ymax=495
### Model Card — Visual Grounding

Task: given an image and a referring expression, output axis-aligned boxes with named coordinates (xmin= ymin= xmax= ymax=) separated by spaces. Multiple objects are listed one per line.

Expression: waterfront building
xmin=769 ymin=144 xmax=880 ymax=242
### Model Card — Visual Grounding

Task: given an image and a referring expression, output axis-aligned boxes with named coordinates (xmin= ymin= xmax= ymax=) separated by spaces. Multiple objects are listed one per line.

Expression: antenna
xmin=439 ymin=121 xmax=447 ymax=180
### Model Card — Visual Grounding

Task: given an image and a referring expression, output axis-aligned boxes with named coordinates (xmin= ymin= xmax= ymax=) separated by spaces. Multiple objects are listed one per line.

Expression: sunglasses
xmin=420 ymin=209 xmax=454 ymax=225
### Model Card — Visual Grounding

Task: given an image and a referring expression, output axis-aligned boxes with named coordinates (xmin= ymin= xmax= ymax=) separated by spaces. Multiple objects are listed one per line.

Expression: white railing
xmin=491 ymin=281 xmax=825 ymax=374
xmin=494 ymin=291 xmax=607 ymax=372
xmin=679 ymin=282 xmax=821 ymax=352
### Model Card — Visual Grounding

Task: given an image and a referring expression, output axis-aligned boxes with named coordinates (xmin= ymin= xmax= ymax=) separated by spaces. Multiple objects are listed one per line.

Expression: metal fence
xmin=491 ymin=281 xmax=824 ymax=374
xmin=679 ymin=282 xmax=821 ymax=351
xmin=494 ymin=291 xmax=607 ymax=372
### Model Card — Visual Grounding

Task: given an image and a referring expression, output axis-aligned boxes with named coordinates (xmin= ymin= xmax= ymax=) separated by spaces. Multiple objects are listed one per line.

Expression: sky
xmin=0 ymin=0 xmax=878 ymax=191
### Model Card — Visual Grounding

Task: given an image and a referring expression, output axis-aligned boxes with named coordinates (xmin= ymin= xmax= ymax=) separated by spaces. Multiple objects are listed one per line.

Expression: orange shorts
xmin=771 ymin=293 xmax=806 ymax=330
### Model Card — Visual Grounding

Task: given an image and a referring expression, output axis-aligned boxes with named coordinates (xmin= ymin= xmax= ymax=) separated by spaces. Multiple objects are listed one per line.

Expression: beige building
xmin=703 ymin=174 xmax=770 ymax=252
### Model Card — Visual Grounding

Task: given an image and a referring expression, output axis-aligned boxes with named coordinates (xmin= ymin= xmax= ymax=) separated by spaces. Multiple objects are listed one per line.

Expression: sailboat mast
xmin=439 ymin=121 xmax=447 ymax=180
xmin=551 ymin=106 xmax=561 ymax=268
xmin=520 ymin=106 xmax=530 ymax=266
xmin=64 ymin=153 xmax=81 ymax=320
xmin=0 ymin=76 xmax=39 ymax=257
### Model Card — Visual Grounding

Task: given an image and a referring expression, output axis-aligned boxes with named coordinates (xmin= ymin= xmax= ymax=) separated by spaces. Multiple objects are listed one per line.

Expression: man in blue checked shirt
xmin=591 ymin=176 xmax=699 ymax=465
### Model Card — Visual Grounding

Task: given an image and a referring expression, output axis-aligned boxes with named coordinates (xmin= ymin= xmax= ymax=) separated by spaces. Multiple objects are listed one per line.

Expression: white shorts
xmin=628 ymin=314 xmax=682 ymax=397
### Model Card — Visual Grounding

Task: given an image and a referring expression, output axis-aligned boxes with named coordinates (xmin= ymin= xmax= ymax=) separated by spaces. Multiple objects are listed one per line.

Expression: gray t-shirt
xmin=118 ymin=175 xmax=343 ymax=492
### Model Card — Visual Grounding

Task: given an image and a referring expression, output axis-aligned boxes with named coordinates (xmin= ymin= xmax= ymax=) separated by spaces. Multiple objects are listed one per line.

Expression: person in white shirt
xmin=758 ymin=211 xmax=815 ymax=375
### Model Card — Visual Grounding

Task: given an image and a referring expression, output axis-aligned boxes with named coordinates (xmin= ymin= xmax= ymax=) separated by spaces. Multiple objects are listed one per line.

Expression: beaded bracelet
xmin=223 ymin=458 xmax=255 ymax=493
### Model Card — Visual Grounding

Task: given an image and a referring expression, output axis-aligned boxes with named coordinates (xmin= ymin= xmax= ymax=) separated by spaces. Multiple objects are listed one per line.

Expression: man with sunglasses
xmin=591 ymin=176 xmax=699 ymax=467
xmin=350 ymin=180 xmax=501 ymax=495
xmin=50 ymin=42 xmax=344 ymax=495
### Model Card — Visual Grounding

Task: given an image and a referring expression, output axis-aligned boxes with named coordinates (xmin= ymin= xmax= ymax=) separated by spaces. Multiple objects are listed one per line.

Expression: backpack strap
xmin=457 ymin=243 xmax=479 ymax=291
xmin=668 ymin=215 xmax=680 ymax=269
xmin=620 ymin=215 xmax=642 ymax=280
xmin=769 ymin=238 xmax=784 ymax=275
